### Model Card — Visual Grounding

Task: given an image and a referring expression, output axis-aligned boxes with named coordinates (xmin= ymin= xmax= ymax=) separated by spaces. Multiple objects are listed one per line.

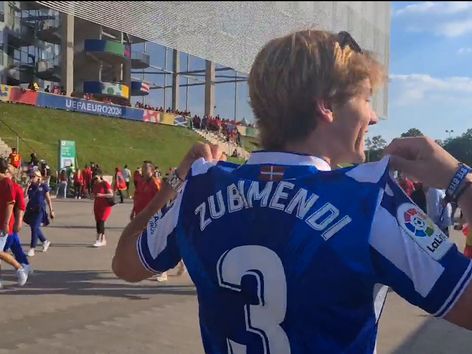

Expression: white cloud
xmin=390 ymin=74 xmax=472 ymax=106
xmin=438 ymin=19 xmax=472 ymax=37
xmin=395 ymin=2 xmax=472 ymax=16
xmin=395 ymin=2 xmax=472 ymax=37
xmin=458 ymin=47 xmax=472 ymax=54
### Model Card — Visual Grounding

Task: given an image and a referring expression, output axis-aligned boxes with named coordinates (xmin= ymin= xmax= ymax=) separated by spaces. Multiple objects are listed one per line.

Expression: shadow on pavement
xmin=34 ymin=242 xmax=97 ymax=248
xmin=18 ymin=242 xmax=103 ymax=248
xmin=46 ymin=225 xmax=124 ymax=230
xmin=391 ymin=316 xmax=471 ymax=354
xmin=0 ymin=270 xmax=196 ymax=300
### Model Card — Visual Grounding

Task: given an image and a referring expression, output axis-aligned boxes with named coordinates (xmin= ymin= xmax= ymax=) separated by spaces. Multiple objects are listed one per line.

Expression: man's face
xmin=330 ymin=79 xmax=379 ymax=164
xmin=142 ymin=163 xmax=154 ymax=178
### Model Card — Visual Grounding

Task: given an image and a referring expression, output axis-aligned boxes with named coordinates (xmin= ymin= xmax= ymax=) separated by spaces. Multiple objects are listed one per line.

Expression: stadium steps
xmin=193 ymin=129 xmax=250 ymax=160
xmin=0 ymin=137 xmax=12 ymax=158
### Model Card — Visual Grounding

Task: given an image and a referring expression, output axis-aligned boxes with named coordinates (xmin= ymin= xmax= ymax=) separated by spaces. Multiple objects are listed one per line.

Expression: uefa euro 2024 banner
xmin=37 ymin=92 xmax=142 ymax=120
xmin=65 ymin=98 xmax=123 ymax=117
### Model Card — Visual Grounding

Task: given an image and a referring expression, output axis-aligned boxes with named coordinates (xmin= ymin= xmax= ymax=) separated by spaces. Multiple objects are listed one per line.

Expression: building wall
xmin=37 ymin=1 xmax=391 ymax=117
xmin=73 ymin=17 xmax=101 ymax=94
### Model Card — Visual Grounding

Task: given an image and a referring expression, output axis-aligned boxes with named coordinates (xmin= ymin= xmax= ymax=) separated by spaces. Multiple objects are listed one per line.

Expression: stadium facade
xmin=0 ymin=1 xmax=391 ymax=117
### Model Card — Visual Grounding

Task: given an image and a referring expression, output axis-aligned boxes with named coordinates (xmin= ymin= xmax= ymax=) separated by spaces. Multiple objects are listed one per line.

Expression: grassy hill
xmin=0 ymin=103 xmax=204 ymax=176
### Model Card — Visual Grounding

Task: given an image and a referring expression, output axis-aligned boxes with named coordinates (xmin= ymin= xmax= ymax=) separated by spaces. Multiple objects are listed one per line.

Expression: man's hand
xmin=50 ymin=211 xmax=55 ymax=219
xmin=177 ymin=142 xmax=224 ymax=180
xmin=113 ymin=142 xmax=226 ymax=283
xmin=385 ymin=136 xmax=459 ymax=190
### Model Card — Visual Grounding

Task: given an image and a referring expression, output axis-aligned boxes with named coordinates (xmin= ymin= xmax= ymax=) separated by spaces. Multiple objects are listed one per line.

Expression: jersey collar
xmin=246 ymin=151 xmax=331 ymax=171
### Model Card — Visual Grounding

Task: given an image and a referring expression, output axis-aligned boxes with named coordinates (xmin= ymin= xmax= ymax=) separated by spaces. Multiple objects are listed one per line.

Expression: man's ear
xmin=314 ymin=98 xmax=334 ymax=123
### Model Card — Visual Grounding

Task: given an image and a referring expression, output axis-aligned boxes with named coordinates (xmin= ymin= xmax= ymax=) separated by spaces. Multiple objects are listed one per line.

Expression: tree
xmin=443 ymin=129 xmax=472 ymax=166
xmin=401 ymin=128 xmax=424 ymax=138
xmin=370 ymin=135 xmax=387 ymax=150
xmin=365 ymin=135 xmax=387 ymax=162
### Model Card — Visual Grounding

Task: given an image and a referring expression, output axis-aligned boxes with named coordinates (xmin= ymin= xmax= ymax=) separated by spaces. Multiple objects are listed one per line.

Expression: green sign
xmin=59 ymin=140 xmax=77 ymax=170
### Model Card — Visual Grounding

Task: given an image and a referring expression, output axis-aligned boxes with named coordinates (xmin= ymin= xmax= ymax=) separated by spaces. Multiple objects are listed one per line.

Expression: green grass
xmin=0 ymin=103 xmax=204 ymax=177
xmin=241 ymin=136 xmax=260 ymax=152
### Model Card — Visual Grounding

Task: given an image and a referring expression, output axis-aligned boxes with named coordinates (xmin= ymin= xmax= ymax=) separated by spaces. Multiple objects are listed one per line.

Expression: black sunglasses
xmin=337 ymin=31 xmax=362 ymax=54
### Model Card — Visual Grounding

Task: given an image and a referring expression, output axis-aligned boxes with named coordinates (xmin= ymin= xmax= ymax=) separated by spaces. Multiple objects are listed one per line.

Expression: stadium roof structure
xmin=37 ymin=1 xmax=391 ymax=117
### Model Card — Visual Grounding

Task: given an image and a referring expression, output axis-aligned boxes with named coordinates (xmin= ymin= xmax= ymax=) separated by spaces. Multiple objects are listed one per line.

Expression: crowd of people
xmin=0 ymin=149 xmax=181 ymax=286
xmin=134 ymin=101 xmax=191 ymax=116
xmin=135 ymin=101 xmax=251 ymax=146
xmin=44 ymin=85 xmax=67 ymax=96
xmin=191 ymin=114 xmax=244 ymax=146
xmin=26 ymin=81 xmax=67 ymax=96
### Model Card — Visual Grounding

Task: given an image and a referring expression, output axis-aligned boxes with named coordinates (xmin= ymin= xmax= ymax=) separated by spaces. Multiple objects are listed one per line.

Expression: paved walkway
xmin=0 ymin=199 xmax=470 ymax=353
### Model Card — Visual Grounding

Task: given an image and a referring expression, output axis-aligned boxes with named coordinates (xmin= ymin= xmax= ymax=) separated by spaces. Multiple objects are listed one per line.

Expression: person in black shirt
xmin=411 ymin=181 xmax=427 ymax=213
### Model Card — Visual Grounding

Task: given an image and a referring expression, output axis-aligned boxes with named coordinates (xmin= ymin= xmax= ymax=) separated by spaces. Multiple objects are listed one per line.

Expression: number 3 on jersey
xmin=217 ymin=245 xmax=291 ymax=354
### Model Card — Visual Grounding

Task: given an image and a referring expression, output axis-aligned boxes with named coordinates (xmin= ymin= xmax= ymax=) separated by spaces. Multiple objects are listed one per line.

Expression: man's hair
xmin=248 ymin=30 xmax=386 ymax=150
xmin=143 ymin=160 xmax=155 ymax=168
xmin=0 ymin=158 xmax=9 ymax=173
xmin=12 ymin=148 xmax=16 ymax=152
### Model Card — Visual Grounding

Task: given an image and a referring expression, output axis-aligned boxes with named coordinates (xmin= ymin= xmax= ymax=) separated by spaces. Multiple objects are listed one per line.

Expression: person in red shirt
xmin=92 ymin=173 xmax=114 ymax=247
xmin=8 ymin=148 xmax=21 ymax=181
xmin=130 ymin=161 xmax=161 ymax=220
xmin=113 ymin=167 xmax=127 ymax=204
xmin=130 ymin=161 xmax=186 ymax=281
xmin=8 ymin=148 xmax=21 ymax=169
xmin=133 ymin=167 xmax=142 ymax=190
xmin=73 ymin=169 xmax=84 ymax=199
xmin=82 ymin=164 xmax=93 ymax=198
xmin=398 ymin=174 xmax=415 ymax=197
xmin=8 ymin=148 xmax=21 ymax=168
xmin=3 ymin=165 xmax=31 ymax=272
xmin=0 ymin=159 xmax=28 ymax=287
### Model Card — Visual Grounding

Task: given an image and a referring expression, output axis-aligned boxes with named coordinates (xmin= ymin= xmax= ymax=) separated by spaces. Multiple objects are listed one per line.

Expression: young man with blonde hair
xmin=113 ymin=30 xmax=472 ymax=352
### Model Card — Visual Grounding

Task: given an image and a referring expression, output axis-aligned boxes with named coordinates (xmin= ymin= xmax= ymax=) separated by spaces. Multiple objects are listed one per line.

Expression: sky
xmin=132 ymin=2 xmax=472 ymax=143
xmin=368 ymin=1 xmax=472 ymax=142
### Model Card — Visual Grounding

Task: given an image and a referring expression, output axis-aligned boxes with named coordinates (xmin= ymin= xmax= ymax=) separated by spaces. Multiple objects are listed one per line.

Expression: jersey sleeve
xmin=136 ymin=184 xmax=185 ymax=273
xmin=369 ymin=171 xmax=472 ymax=317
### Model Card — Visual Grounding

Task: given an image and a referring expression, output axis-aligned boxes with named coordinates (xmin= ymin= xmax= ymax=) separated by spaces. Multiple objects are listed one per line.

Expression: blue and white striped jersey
xmin=137 ymin=151 xmax=472 ymax=354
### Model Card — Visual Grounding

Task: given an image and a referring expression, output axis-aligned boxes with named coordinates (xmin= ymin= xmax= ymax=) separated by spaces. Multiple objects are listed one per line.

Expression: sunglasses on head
xmin=337 ymin=31 xmax=362 ymax=53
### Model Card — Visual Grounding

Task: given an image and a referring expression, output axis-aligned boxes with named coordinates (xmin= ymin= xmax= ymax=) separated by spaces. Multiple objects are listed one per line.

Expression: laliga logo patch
xmin=403 ymin=207 xmax=435 ymax=237
xmin=397 ymin=203 xmax=452 ymax=260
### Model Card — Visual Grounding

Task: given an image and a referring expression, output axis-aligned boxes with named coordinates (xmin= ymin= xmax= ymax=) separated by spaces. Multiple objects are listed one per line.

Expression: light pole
xmin=446 ymin=129 xmax=454 ymax=139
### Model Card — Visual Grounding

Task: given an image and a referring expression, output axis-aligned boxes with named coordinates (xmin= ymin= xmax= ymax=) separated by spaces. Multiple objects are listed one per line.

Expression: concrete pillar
xmin=204 ymin=60 xmax=215 ymax=116
xmin=171 ymin=49 xmax=180 ymax=111
xmin=122 ymin=32 xmax=131 ymax=101
xmin=60 ymin=13 xmax=74 ymax=95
